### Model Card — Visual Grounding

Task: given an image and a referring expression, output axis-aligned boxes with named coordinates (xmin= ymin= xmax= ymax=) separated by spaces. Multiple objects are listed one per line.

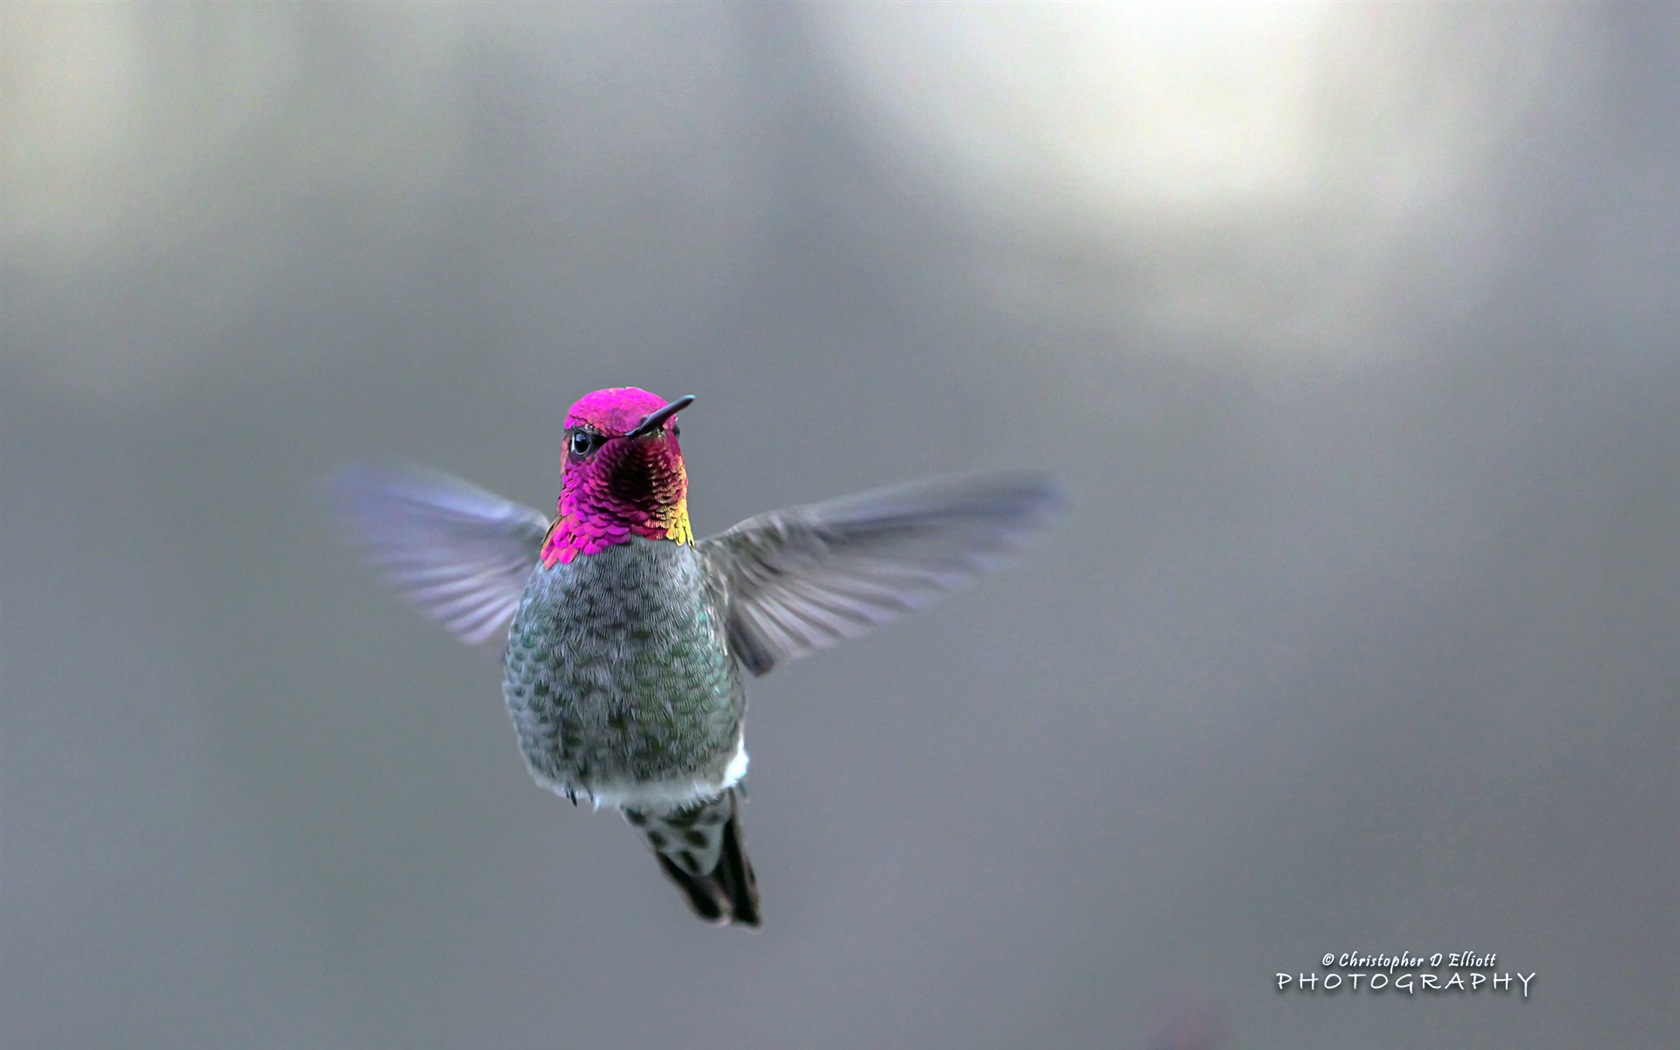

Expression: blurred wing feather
xmin=321 ymin=462 xmax=549 ymax=649
xmin=702 ymin=471 xmax=1065 ymax=676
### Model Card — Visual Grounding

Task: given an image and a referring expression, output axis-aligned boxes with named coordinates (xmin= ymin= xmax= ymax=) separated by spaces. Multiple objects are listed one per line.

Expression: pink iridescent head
xmin=541 ymin=387 xmax=695 ymax=566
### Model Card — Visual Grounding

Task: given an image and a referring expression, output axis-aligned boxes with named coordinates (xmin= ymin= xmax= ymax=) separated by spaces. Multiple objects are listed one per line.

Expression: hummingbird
xmin=325 ymin=387 xmax=1063 ymax=928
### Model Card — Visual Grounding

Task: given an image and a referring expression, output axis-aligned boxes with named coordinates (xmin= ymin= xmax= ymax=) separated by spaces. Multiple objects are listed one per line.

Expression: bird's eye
xmin=569 ymin=430 xmax=602 ymax=457
xmin=671 ymin=423 xmax=680 ymax=438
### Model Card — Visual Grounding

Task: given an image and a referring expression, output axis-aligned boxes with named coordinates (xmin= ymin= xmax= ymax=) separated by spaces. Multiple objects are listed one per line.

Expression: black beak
xmin=626 ymin=395 xmax=694 ymax=439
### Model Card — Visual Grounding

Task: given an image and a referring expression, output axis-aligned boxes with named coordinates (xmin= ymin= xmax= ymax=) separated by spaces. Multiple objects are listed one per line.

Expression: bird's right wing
xmin=321 ymin=462 xmax=551 ymax=649
xmin=701 ymin=471 xmax=1065 ymax=676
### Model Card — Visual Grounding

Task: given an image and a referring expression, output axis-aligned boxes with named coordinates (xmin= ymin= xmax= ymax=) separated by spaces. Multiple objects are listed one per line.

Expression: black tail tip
xmin=657 ymin=850 xmax=761 ymax=930
xmin=651 ymin=791 xmax=761 ymax=929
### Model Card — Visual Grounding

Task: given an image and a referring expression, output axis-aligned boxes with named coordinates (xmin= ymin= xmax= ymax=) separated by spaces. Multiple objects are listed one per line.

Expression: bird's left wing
xmin=322 ymin=462 xmax=550 ymax=649
xmin=700 ymin=471 xmax=1065 ymax=676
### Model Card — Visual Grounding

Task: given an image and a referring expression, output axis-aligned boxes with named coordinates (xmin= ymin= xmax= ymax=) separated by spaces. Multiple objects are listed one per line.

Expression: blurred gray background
xmin=4 ymin=4 xmax=1677 ymax=1048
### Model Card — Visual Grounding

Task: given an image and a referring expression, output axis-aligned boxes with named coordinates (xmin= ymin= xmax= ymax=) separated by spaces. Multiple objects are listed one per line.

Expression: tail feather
xmin=626 ymin=788 xmax=760 ymax=929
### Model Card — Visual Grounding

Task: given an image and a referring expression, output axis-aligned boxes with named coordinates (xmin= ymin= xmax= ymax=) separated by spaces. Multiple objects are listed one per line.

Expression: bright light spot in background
xmin=815 ymin=3 xmax=1578 ymax=357
xmin=1062 ymin=1 xmax=1323 ymax=217
xmin=836 ymin=1 xmax=1327 ymax=223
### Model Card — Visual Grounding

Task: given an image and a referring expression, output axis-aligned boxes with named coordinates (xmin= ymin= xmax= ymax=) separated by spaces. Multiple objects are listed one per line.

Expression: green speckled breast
xmin=501 ymin=536 xmax=744 ymax=799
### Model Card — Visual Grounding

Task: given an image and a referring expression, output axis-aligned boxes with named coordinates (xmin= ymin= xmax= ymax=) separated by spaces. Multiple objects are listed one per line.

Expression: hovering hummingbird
xmin=326 ymin=387 xmax=1062 ymax=928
